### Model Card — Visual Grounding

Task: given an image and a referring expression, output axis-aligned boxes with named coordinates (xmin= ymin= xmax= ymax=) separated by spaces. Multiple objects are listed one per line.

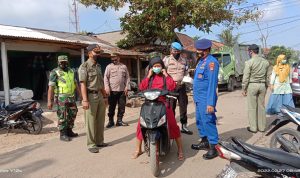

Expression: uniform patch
xmin=198 ymin=74 xmax=203 ymax=78
xmin=209 ymin=62 xmax=215 ymax=71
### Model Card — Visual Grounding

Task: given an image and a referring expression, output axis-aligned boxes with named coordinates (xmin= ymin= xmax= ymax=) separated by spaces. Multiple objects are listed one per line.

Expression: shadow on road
xmin=0 ymin=143 xmax=43 ymax=166
xmin=219 ymin=127 xmax=254 ymax=142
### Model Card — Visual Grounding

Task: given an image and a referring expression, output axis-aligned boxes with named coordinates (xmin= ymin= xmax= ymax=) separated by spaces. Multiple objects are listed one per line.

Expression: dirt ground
xmin=0 ymin=89 xmax=285 ymax=178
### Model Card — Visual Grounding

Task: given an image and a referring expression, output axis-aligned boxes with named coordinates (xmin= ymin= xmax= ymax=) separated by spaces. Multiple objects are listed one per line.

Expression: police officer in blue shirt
xmin=191 ymin=39 xmax=219 ymax=160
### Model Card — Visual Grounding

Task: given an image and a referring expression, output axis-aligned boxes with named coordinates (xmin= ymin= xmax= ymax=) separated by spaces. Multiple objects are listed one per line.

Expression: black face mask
xmin=173 ymin=54 xmax=180 ymax=60
xmin=196 ymin=52 xmax=204 ymax=59
xmin=111 ymin=60 xmax=118 ymax=64
xmin=59 ymin=63 xmax=68 ymax=70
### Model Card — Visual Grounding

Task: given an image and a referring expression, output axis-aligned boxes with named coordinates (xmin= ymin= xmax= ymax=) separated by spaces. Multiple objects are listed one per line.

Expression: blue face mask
xmin=152 ymin=67 xmax=162 ymax=74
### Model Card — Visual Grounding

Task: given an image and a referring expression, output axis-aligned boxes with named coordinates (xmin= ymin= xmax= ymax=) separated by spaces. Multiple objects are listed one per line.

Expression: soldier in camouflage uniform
xmin=47 ymin=55 xmax=80 ymax=141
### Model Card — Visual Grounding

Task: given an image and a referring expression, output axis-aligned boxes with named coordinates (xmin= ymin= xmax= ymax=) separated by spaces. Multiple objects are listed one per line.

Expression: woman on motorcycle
xmin=132 ymin=57 xmax=184 ymax=161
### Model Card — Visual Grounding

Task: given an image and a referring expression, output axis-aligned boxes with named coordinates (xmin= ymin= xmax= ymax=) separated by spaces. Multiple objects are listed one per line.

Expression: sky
xmin=0 ymin=0 xmax=300 ymax=50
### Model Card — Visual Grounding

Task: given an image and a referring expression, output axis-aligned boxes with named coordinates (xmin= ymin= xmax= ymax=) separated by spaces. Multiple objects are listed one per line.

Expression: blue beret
xmin=195 ymin=39 xmax=212 ymax=50
xmin=171 ymin=42 xmax=183 ymax=51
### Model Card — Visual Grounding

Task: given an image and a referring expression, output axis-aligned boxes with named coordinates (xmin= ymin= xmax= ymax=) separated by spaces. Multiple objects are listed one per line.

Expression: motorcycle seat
xmin=5 ymin=101 xmax=34 ymax=111
xmin=232 ymin=137 xmax=300 ymax=169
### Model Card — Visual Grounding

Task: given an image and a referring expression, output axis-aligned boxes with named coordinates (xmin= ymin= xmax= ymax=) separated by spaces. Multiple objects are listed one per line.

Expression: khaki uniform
xmin=104 ymin=63 xmax=130 ymax=92
xmin=78 ymin=58 xmax=106 ymax=148
xmin=163 ymin=55 xmax=189 ymax=125
xmin=104 ymin=63 xmax=130 ymax=123
xmin=242 ymin=56 xmax=271 ymax=132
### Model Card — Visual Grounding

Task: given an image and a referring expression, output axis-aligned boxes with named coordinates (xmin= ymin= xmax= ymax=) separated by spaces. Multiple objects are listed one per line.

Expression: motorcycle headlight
xmin=140 ymin=116 xmax=147 ymax=127
xmin=144 ymin=91 xmax=161 ymax=100
xmin=157 ymin=115 xmax=166 ymax=127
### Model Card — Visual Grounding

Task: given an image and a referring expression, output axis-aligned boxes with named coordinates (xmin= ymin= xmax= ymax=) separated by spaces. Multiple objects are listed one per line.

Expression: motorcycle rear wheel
xmin=25 ymin=113 xmax=43 ymax=135
xmin=150 ymin=141 xmax=160 ymax=177
xmin=270 ymin=128 xmax=300 ymax=154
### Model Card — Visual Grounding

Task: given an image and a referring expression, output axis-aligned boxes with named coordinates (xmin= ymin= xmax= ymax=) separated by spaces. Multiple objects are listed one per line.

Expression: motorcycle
xmin=129 ymin=89 xmax=178 ymax=177
xmin=266 ymin=105 xmax=300 ymax=154
xmin=216 ymin=137 xmax=300 ymax=178
xmin=0 ymin=100 xmax=43 ymax=135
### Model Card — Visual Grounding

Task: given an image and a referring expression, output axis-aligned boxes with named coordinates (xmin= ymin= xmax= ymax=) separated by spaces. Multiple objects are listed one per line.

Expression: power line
xmin=241 ymin=24 xmax=300 ymax=43
xmin=239 ymin=18 xmax=300 ymax=36
xmin=233 ymin=0 xmax=282 ymax=10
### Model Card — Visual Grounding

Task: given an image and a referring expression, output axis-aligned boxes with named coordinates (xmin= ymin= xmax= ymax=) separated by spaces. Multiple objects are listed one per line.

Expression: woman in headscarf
xmin=266 ymin=54 xmax=295 ymax=114
xmin=132 ymin=56 xmax=184 ymax=161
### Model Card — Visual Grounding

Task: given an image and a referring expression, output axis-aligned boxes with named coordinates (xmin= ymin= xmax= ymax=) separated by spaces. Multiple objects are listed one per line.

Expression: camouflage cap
xmin=58 ymin=55 xmax=68 ymax=62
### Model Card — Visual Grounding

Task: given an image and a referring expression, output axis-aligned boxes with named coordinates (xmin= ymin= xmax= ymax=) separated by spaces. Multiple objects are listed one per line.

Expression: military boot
xmin=60 ymin=130 xmax=71 ymax=142
xmin=106 ymin=118 xmax=115 ymax=128
xmin=203 ymin=144 xmax=218 ymax=160
xmin=67 ymin=128 xmax=79 ymax=137
xmin=191 ymin=137 xmax=209 ymax=150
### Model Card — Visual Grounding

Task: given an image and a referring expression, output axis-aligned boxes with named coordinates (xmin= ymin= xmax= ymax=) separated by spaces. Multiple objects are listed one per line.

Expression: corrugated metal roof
xmin=0 ymin=24 xmax=85 ymax=45
xmin=0 ymin=24 xmax=146 ymax=56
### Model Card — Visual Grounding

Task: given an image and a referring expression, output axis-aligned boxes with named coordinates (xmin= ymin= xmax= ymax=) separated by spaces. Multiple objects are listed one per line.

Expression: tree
xmin=217 ymin=29 xmax=239 ymax=47
xmin=80 ymin=0 xmax=258 ymax=49
xmin=267 ymin=46 xmax=293 ymax=65
xmin=254 ymin=13 xmax=270 ymax=49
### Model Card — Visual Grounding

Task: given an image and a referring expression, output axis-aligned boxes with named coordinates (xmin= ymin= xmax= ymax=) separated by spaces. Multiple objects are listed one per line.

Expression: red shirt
xmin=139 ymin=74 xmax=176 ymax=91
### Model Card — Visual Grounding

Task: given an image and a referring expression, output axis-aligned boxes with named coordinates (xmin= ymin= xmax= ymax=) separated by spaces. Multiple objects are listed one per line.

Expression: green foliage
xmin=267 ymin=46 xmax=294 ymax=65
xmin=80 ymin=0 xmax=258 ymax=48
xmin=217 ymin=29 xmax=239 ymax=47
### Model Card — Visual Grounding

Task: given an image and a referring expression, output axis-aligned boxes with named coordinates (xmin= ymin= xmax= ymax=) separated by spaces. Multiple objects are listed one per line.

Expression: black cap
xmin=149 ymin=56 xmax=165 ymax=69
xmin=248 ymin=44 xmax=259 ymax=51
xmin=87 ymin=44 xmax=100 ymax=52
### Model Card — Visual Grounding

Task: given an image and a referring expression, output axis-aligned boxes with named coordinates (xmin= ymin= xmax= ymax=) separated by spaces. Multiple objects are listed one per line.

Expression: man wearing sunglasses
xmin=104 ymin=52 xmax=130 ymax=128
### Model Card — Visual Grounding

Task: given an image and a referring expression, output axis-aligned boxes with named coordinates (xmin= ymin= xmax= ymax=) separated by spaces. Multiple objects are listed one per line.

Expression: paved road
xmin=0 ymin=90 xmax=268 ymax=178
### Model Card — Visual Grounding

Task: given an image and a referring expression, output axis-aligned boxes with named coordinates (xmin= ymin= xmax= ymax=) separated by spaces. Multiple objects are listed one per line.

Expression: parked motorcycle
xmin=216 ymin=137 xmax=300 ymax=178
xmin=129 ymin=89 xmax=178 ymax=177
xmin=0 ymin=101 xmax=43 ymax=134
xmin=266 ymin=105 xmax=300 ymax=154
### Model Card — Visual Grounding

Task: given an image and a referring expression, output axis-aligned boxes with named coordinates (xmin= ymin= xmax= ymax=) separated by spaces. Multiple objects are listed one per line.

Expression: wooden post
xmin=81 ymin=48 xmax=84 ymax=63
xmin=137 ymin=57 xmax=141 ymax=85
xmin=1 ymin=42 xmax=10 ymax=105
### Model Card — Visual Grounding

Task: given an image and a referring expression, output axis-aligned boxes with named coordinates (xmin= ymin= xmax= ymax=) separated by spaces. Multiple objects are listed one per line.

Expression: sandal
xmin=178 ymin=152 xmax=185 ymax=161
xmin=132 ymin=151 xmax=143 ymax=159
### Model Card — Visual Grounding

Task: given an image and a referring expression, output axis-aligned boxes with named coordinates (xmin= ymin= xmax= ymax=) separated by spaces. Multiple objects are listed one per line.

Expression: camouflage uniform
xmin=48 ymin=67 xmax=78 ymax=131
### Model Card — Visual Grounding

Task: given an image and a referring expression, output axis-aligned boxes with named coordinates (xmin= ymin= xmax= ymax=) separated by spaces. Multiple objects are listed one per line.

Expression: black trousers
xmin=170 ymin=84 xmax=188 ymax=124
xmin=108 ymin=91 xmax=126 ymax=122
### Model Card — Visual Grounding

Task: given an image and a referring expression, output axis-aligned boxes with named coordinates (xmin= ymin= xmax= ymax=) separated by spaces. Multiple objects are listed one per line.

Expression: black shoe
xmin=106 ymin=122 xmax=115 ymax=128
xmin=88 ymin=147 xmax=99 ymax=153
xmin=181 ymin=124 xmax=193 ymax=135
xmin=67 ymin=128 xmax=79 ymax=137
xmin=247 ymin=127 xmax=257 ymax=133
xmin=116 ymin=121 xmax=129 ymax=126
xmin=96 ymin=143 xmax=110 ymax=147
xmin=60 ymin=130 xmax=71 ymax=142
xmin=191 ymin=137 xmax=209 ymax=150
xmin=203 ymin=144 xmax=218 ymax=160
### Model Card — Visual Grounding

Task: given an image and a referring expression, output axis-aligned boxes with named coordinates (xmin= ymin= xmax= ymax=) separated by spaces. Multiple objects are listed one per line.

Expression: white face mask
xmin=152 ymin=67 xmax=162 ymax=74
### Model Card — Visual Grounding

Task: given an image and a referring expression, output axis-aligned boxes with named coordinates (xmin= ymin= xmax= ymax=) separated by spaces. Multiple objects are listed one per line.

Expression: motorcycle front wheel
xmin=270 ymin=128 xmax=300 ymax=154
xmin=150 ymin=141 xmax=160 ymax=177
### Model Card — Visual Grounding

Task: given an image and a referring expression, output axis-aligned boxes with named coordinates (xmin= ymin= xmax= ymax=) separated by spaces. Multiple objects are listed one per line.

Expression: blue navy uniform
xmin=193 ymin=54 xmax=219 ymax=144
